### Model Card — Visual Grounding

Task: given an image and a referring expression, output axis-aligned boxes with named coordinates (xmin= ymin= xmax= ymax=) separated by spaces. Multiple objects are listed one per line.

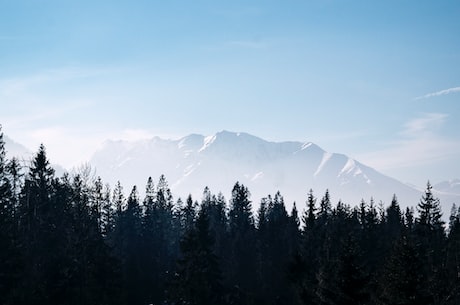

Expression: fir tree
xmin=171 ymin=208 xmax=223 ymax=305
xmin=379 ymin=234 xmax=427 ymax=305
xmin=0 ymin=126 xmax=19 ymax=304
xmin=227 ymin=182 xmax=257 ymax=300
xmin=417 ymin=181 xmax=444 ymax=231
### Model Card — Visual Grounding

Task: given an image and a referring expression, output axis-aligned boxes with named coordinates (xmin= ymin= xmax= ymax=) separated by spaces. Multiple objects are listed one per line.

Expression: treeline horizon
xmin=1 ymin=130 xmax=460 ymax=305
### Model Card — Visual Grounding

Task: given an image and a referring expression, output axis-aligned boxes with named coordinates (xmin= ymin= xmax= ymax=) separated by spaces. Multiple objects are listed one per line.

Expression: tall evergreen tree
xmin=17 ymin=144 xmax=70 ymax=304
xmin=303 ymin=189 xmax=316 ymax=232
xmin=139 ymin=176 xmax=162 ymax=304
xmin=227 ymin=182 xmax=257 ymax=301
xmin=0 ymin=126 xmax=20 ymax=304
xmin=65 ymin=175 xmax=120 ymax=305
xmin=317 ymin=235 xmax=369 ymax=305
xmin=170 ymin=208 xmax=223 ymax=305
xmin=416 ymin=181 xmax=444 ymax=231
xmin=414 ymin=182 xmax=446 ymax=304
xmin=120 ymin=186 xmax=143 ymax=305
xmin=379 ymin=234 xmax=427 ymax=305
xmin=445 ymin=204 xmax=460 ymax=304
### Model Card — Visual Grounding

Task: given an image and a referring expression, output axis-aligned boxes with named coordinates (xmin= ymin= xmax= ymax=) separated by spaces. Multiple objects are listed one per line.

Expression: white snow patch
xmin=199 ymin=135 xmax=216 ymax=152
xmin=338 ymin=159 xmax=356 ymax=177
xmin=301 ymin=142 xmax=313 ymax=150
xmin=183 ymin=150 xmax=193 ymax=158
xmin=314 ymin=152 xmax=333 ymax=176
xmin=178 ymin=139 xmax=187 ymax=149
xmin=184 ymin=163 xmax=199 ymax=177
xmin=251 ymin=171 xmax=264 ymax=181
xmin=116 ymin=157 xmax=132 ymax=168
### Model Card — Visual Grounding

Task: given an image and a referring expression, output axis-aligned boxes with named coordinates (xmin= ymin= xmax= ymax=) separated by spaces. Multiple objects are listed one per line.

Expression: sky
xmin=1 ymin=0 xmax=459 ymax=187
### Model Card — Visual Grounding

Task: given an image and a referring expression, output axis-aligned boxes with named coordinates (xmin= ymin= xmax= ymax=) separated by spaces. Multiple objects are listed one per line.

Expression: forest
xmin=1 ymin=128 xmax=460 ymax=305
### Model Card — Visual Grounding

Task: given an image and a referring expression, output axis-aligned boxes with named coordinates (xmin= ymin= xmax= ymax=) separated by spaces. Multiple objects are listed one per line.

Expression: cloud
xmin=357 ymin=113 xmax=460 ymax=171
xmin=117 ymin=129 xmax=155 ymax=142
xmin=415 ymin=86 xmax=460 ymax=100
xmin=0 ymin=67 xmax=111 ymax=97
xmin=402 ymin=113 xmax=447 ymax=136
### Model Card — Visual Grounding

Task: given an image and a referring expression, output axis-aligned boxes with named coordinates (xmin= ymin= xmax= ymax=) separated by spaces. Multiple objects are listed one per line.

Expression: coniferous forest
xmin=1 ymin=128 xmax=460 ymax=305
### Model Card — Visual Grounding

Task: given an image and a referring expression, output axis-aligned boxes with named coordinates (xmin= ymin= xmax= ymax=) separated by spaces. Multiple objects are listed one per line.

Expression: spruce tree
xmin=415 ymin=182 xmax=446 ymax=304
xmin=303 ymin=189 xmax=317 ymax=232
xmin=416 ymin=181 xmax=444 ymax=231
xmin=170 ymin=208 xmax=223 ymax=305
xmin=0 ymin=126 xmax=19 ymax=304
xmin=379 ymin=234 xmax=427 ymax=305
xmin=445 ymin=204 xmax=460 ymax=304
xmin=227 ymin=182 xmax=257 ymax=301
xmin=17 ymin=144 xmax=69 ymax=304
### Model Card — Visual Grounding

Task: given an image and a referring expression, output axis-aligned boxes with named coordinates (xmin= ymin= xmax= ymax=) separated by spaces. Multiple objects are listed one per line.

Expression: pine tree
xmin=416 ymin=181 xmax=444 ymax=231
xmin=379 ymin=234 xmax=427 ymax=305
xmin=262 ymin=191 xmax=297 ymax=303
xmin=227 ymin=182 xmax=257 ymax=301
xmin=181 ymin=194 xmax=197 ymax=233
xmin=200 ymin=190 xmax=227 ymax=273
xmin=0 ymin=126 xmax=20 ymax=304
xmin=140 ymin=176 xmax=161 ymax=304
xmin=303 ymin=189 xmax=316 ymax=232
xmin=317 ymin=189 xmax=332 ymax=226
xmin=382 ymin=195 xmax=404 ymax=253
xmin=17 ymin=144 xmax=71 ymax=304
xmin=317 ymin=235 xmax=369 ymax=305
xmin=121 ymin=186 xmax=143 ymax=304
xmin=170 ymin=208 xmax=224 ymax=305
xmin=414 ymin=182 xmax=446 ymax=304
xmin=444 ymin=204 xmax=460 ymax=304
xmin=65 ymin=175 xmax=120 ymax=305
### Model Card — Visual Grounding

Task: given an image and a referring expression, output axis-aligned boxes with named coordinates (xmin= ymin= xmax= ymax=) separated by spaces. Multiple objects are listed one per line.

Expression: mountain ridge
xmin=3 ymin=130 xmax=458 ymax=214
xmin=88 ymin=130 xmax=459 ymax=214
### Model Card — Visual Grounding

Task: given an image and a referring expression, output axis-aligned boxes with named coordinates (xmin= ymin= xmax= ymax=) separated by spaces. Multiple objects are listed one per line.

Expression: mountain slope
xmin=88 ymin=130 xmax=454 ymax=212
xmin=434 ymin=179 xmax=460 ymax=196
xmin=3 ymin=135 xmax=33 ymax=161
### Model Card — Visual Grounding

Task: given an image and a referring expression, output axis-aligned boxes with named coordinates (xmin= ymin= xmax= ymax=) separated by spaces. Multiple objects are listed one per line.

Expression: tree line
xmin=1 ymin=128 xmax=459 ymax=305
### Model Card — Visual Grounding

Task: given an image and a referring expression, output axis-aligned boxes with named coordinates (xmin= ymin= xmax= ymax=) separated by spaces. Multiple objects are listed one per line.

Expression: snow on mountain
xmin=3 ymin=135 xmax=33 ymax=161
xmin=434 ymin=179 xmax=460 ymax=195
xmin=3 ymin=135 xmax=66 ymax=176
xmin=88 ymin=130 xmax=459 ymax=214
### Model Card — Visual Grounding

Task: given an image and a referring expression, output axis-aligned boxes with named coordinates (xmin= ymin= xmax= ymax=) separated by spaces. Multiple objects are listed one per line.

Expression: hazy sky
xmin=1 ymin=0 xmax=459 ymax=186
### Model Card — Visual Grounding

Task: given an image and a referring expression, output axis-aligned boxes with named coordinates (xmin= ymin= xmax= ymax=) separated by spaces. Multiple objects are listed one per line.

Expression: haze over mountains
xmin=4 ymin=131 xmax=459 ymax=213
xmin=88 ymin=130 xmax=459 ymax=213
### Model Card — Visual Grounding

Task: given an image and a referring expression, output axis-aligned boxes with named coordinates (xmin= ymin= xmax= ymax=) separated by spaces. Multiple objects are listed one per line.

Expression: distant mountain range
xmin=3 ymin=135 xmax=33 ymax=161
xmin=4 ymin=131 xmax=459 ymax=214
xmin=88 ymin=130 xmax=460 ymax=214
xmin=3 ymin=135 xmax=66 ymax=176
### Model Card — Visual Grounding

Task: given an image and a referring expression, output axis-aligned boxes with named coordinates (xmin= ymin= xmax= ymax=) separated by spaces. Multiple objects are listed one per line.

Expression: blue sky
xmin=1 ymin=0 xmax=459 ymax=186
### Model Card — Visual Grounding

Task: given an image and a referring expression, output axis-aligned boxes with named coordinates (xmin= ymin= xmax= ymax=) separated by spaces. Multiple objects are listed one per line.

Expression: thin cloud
xmin=357 ymin=113 xmax=460 ymax=171
xmin=402 ymin=113 xmax=447 ymax=136
xmin=0 ymin=67 xmax=112 ymax=96
xmin=415 ymin=86 xmax=460 ymax=100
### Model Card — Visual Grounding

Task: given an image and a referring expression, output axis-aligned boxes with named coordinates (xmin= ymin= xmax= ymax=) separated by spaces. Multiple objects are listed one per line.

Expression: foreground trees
xmin=0 ymin=138 xmax=458 ymax=305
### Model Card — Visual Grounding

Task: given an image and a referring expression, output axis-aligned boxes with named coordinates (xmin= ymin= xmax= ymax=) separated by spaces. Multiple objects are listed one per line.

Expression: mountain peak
xmin=87 ymin=130 xmax=450 ymax=213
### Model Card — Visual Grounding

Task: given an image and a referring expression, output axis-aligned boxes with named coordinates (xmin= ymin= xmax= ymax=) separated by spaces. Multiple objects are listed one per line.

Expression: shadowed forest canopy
xmin=1 ymin=133 xmax=459 ymax=305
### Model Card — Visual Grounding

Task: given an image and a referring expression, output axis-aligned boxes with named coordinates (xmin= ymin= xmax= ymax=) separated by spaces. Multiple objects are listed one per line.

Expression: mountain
xmin=3 ymin=135 xmax=66 ymax=177
xmin=89 ymin=130 xmax=458 ymax=213
xmin=434 ymin=179 xmax=460 ymax=195
xmin=3 ymin=135 xmax=33 ymax=161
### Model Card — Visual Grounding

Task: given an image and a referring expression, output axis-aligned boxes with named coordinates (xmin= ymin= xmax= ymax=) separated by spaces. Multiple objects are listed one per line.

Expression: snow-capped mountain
xmin=89 ymin=130 xmax=457 ymax=212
